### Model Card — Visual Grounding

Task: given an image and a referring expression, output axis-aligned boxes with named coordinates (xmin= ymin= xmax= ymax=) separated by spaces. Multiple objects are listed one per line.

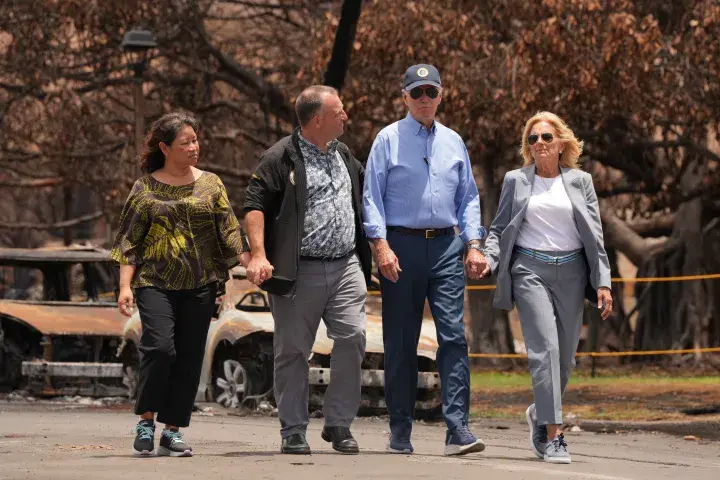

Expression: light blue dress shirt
xmin=362 ymin=113 xmax=485 ymax=243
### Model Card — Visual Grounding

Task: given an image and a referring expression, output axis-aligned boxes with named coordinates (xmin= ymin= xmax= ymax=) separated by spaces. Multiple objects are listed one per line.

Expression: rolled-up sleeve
xmin=243 ymin=154 xmax=282 ymax=214
xmin=213 ymin=176 xmax=248 ymax=261
xmin=110 ymin=180 xmax=150 ymax=266
xmin=362 ymin=134 xmax=389 ymax=239
xmin=454 ymin=139 xmax=485 ymax=243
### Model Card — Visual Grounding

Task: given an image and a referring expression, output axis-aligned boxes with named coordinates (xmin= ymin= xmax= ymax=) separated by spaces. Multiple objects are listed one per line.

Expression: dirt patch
xmin=471 ymin=382 xmax=720 ymax=421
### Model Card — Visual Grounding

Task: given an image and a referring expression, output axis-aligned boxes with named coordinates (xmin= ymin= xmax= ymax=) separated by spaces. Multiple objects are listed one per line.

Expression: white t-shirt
xmin=515 ymin=175 xmax=583 ymax=251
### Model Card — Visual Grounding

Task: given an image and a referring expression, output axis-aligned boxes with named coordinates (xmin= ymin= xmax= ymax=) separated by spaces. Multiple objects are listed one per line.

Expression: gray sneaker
xmin=525 ymin=404 xmax=547 ymax=458
xmin=543 ymin=433 xmax=571 ymax=464
xmin=157 ymin=429 xmax=193 ymax=457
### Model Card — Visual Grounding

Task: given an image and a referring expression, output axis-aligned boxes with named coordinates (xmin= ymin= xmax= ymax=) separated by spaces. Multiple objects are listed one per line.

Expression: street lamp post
xmin=121 ymin=28 xmax=156 ymax=174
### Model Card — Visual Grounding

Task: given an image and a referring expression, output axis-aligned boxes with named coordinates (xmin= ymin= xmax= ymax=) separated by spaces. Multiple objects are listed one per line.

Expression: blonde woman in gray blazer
xmin=478 ymin=112 xmax=613 ymax=464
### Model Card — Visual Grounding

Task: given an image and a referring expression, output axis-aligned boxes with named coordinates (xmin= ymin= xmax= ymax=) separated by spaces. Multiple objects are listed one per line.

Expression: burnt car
xmin=0 ymin=246 xmax=128 ymax=396
xmin=118 ymin=268 xmax=442 ymax=415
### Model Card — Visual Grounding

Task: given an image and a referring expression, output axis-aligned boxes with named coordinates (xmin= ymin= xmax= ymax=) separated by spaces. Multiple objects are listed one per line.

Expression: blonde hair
xmin=520 ymin=111 xmax=583 ymax=169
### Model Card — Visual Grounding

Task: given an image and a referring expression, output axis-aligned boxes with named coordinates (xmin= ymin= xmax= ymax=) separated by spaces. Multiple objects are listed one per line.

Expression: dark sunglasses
xmin=527 ymin=133 xmax=554 ymax=145
xmin=408 ymin=86 xmax=440 ymax=100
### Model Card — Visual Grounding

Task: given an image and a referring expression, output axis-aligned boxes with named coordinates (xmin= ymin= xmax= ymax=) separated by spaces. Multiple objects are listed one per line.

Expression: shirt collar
xmin=403 ymin=112 xmax=437 ymax=136
xmin=298 ymin=133 xmax=338 ymax=156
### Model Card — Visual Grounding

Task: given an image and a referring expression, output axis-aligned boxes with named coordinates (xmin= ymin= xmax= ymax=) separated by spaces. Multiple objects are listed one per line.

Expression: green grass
xmin=470 ymin=372 xmax=720 ymax=390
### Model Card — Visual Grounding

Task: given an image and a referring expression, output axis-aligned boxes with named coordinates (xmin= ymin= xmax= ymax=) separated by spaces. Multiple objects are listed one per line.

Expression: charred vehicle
xmin=0 ymin=247 xmax=442 ymax=413
xmin=118 ymin=269 xmax=442 ymax=415
xmin=0 ymin=247 xmax=127 ymax=396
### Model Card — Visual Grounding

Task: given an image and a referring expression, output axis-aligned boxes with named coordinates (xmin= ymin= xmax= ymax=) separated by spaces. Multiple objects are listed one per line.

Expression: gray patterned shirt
xmin=299 ymin=134 xmax=356 ymax=258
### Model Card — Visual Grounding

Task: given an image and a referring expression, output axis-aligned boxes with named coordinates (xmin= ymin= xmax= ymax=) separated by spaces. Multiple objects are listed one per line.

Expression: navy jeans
xmin=380 ymin=230 xmax=470 ymax=432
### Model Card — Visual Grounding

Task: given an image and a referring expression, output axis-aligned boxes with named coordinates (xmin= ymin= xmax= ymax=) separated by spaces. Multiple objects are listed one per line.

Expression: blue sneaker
xmin=386 ymin=426 xmax=414 ymax=454
xmin=132 ymin=419 xmax=155 ymax=457
xmin=444 ymin=424 xmax=485 ymax=456
xmin=525 ymin=404 xmax=547 ymax=458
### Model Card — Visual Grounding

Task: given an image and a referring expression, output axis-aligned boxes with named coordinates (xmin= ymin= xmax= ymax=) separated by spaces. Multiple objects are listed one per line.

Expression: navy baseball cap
xmin=404 ymin=64 xmax=442 ymax=91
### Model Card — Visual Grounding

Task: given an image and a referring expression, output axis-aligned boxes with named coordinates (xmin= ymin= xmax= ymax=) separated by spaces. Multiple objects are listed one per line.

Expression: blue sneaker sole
xmin=386 ymin=444 xmax=414 ymax=454
xmin=385 ymin=438 xmax=413 ymax=454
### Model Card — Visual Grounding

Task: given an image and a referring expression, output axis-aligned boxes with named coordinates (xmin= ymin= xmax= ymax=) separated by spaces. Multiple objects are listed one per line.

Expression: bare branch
xmin=0 ymin=211 xmax=103 ymax=230
xmin=596 ymin=186 xmax=659 ymax=198
xmin=626 ymin=214 xmax=676 ymax=236
xmin=199 ymin=163 xmax=253 ymax=180
xmin=1 ymin=141 xmax=126 ymax=161
xmin=222 ymin=0 xmax=309 ymax=11
xmin=208 ymin=128 xmax=274 ymax=149
xmin=0 ymin=178 xmax=65 ymax=188
xmin=192 ymin=16 xmax=294 ymax=123
xmin=600 ymin=201 xmax=668 ymax=267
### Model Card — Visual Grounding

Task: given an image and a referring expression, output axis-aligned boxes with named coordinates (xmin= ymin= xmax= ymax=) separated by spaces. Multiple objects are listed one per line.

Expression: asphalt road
xmin=0 ymin=402 xmax=718 ymax=480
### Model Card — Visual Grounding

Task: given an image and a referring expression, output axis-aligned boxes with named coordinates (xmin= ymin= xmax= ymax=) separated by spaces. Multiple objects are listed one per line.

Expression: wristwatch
xmin=467 ymin=241 xmax=482 ymax=252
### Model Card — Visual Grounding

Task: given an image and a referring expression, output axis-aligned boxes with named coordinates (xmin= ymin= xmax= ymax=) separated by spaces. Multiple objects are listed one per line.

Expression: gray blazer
xmin=483 ymin=165 xmax=611 ymax=311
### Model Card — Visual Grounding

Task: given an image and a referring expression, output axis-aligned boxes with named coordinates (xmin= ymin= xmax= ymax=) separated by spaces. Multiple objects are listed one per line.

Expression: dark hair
xmin=295 ymin=85 xmax=338 ymax=127
xmin=139 ymin=112 xmax=199 ymax=174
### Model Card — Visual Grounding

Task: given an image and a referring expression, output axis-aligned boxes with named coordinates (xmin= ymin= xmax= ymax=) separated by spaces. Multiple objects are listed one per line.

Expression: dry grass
xmin=470 ymin=371 xmax=720 ymax=421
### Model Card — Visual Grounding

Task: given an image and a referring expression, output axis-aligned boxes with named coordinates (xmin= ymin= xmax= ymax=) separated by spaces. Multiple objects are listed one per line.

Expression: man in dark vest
xmin=243 ymin=85 xmax=372 ymax=455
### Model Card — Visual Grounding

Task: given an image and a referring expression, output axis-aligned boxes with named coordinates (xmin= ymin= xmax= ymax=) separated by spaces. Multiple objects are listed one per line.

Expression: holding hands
xmin=465 ymin=247 xmax=489 ymax=280
xmin=247 ymin=253 xmax=274 ymax=286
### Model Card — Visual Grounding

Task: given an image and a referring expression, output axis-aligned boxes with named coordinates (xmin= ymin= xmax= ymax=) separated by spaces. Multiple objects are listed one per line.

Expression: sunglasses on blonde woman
xmin=528 ymin=133 xmax=554 ymax=145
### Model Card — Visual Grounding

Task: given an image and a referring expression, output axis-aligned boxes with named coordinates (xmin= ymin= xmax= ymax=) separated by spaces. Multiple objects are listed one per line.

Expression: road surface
xmin=0 ymin=401 xmax=718 ymax=480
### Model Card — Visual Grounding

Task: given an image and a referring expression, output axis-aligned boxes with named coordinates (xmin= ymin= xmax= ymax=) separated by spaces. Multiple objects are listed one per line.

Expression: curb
xmin=579 ymin=419 xmax=720 ymax=440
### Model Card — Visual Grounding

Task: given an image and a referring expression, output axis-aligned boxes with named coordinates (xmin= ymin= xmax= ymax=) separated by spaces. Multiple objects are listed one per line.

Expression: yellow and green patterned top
xmin=110 ymin=172 xmax=247 ymax=294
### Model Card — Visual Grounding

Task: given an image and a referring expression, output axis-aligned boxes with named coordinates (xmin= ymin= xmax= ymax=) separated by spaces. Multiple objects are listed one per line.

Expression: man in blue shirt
xmin=363 ymin=64 xmax=488 ymax=456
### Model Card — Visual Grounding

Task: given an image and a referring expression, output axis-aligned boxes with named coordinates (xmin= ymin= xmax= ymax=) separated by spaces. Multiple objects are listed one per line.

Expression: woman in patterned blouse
xmin=111 ymin=112 xmax=250 ymax=458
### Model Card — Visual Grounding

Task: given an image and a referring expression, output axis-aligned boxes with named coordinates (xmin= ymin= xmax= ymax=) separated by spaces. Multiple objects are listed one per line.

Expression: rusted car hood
xmin=0 ymin=300 xmax=127 ymax=336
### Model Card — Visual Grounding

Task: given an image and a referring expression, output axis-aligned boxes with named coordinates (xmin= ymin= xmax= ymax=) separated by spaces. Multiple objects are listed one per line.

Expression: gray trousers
xmin=510 ymin=249 xmax=587 ymax=425
xmin=269 ymin=254 xmax=367 ymax=438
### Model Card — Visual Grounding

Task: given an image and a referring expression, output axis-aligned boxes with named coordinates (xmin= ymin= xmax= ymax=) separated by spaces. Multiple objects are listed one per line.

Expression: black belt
xmin=387 ymin=226 xmax=455 ymax=239
xmin=300 ymin=249 xmax=355 ymax=262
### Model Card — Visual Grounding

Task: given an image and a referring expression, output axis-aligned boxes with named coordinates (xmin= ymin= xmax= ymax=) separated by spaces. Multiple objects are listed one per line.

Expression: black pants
xmin=134 ymin=283 xmax=217 ymax=427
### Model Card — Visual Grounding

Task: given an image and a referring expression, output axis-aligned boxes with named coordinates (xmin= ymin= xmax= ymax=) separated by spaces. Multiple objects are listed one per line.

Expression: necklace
xmin=537 ymin=175 xmax=555 ymax=194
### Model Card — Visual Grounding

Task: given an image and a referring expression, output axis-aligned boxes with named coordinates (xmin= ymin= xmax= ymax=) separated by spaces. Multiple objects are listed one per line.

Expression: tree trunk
xmin=63 ymin=185 xmax=73 ymax=246
xmin=633 ymin=160 xmax=719 ymax=361
xmin=600 ymin=248 xmax=633 ymax=353
xmin=323 ymin=0 xmax=363 ymax=92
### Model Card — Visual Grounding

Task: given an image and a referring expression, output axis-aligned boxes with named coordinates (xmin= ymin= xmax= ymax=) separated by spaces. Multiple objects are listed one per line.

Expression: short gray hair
xmin=295 ymin=85 xmax=338 ymax=127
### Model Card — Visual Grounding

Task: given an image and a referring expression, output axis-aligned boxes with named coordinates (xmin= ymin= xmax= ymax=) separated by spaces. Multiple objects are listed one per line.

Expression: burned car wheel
xmin=214 ymin=359 xmax=248 ymax=409
xmin=0 ymin=321 xmax=40 ymax=392
xmin=0 ymin=335 xmax=23 ymax=391
xmin=211 ymin=336 xmax=274 ymax=409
